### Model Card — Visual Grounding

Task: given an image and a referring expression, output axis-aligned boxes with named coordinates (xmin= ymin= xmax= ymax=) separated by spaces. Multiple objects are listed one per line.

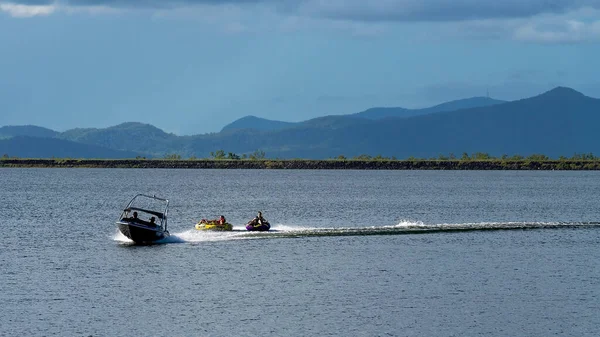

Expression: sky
xmin=1 ymin=1 xmax=599 ymax=135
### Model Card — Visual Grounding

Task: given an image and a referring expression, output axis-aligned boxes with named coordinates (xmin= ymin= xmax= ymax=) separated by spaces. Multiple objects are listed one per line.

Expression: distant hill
xmin=349 ymin=107 xmax=410 ymax=120
xmin=317 ymin=86 xmax=600 ymax=159
xmin=296 ymin=115 xmax=368 ymax=129
xmin=416 ymin=96 xmax=505 ymax=114
xmin=222 ymin=96 xmax=505 ymax=133
xmin=221 ymin=116 xmax=296 ymax=132
xmin=0 ymin=125 xmax=58 ymax=139
xmin=349 ymin=97 xmax=504 ymax=120
xmin=0 ymin=136 xmax=141 ymax=159
xmin=183 ymin=87 xmax=600 ymax=159
xmin=57 ymin=122 xmax=179 ymax=156
xmin=2 ymin=87 xmax=597 ymax=159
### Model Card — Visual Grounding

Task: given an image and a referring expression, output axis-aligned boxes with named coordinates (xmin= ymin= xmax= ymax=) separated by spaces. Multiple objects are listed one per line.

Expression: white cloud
xmin=514 ymin=19 xmax=600 ymax=43
xmin=2 ymin=1 xmax=599 ymax=43
xmin=4 ymin=1 xmax=600 ymax=22
xmin=292 ymin=0 xmax=600 ymax=22
xmin=441 ymin=7 xmax=600 ymax=43
xmin=62 ymin=5 xmax=121 ymax=15
xmin=0 ymin=2 xmax=56 ymax=17
xmin=0 ymin=1 xmax=122 ymax=17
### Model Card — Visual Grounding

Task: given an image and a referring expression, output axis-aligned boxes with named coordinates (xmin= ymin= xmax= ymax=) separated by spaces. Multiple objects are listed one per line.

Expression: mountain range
xmin=220 ymin=96 xmax=505 ymax=132
xmin=1 ymin=87 xmax=598 ymax=159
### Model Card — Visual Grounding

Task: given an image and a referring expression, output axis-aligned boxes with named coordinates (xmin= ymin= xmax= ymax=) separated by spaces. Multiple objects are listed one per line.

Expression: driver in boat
xmin=127 ymin=211 xmax=138 ymax=222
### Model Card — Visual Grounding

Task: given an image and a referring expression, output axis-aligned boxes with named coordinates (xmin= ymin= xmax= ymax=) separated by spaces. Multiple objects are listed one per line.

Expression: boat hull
xmin=117 ymin=221 xmax=169 ymax=243
xmin=195 ymin=222 xmax=233 ymax=231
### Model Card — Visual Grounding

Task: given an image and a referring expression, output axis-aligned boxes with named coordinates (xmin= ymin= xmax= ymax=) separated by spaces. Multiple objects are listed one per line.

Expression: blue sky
xmin=1 ymin=1 xmax=599 ymax=135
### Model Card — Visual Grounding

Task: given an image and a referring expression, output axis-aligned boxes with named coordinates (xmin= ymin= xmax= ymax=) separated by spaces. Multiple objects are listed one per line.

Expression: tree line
xmin=3 ymin=151 xmax=600 ymax=162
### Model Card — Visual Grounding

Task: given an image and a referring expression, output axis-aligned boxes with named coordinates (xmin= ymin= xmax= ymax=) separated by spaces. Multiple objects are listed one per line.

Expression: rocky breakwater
xmin=2 ymin=158 xmax=600 ymax=170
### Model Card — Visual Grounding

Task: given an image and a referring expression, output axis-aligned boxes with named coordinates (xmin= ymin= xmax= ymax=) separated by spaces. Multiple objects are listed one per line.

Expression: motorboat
xmin=116 ymin=194 xmax=170 ymax=243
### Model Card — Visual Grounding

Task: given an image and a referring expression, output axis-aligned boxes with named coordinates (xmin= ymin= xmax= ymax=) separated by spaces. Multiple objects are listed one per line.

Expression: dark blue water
xmin=1 ymin=169 xmax=599 ymax=336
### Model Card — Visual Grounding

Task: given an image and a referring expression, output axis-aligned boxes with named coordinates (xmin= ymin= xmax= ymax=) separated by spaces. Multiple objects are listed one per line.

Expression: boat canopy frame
xmin=118 ymin=194 xmax=169 ymax=231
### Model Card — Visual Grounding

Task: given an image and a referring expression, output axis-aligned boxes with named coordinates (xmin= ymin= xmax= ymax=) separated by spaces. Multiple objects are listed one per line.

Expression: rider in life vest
xmin=200 ymin=215 xmax=226 ymax=226
xmin=254 ymin=211 xmax=266 ymax=225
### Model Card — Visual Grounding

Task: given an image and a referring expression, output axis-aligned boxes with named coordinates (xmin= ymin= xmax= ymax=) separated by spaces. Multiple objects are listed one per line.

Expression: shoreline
xmin=2 ymin=159 xmax=600 ymax=170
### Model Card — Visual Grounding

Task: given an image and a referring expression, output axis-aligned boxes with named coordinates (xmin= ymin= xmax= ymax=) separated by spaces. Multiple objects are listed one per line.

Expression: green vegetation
xmin=249 ymin=150 xmax=266 ymax=160
xmin=207 ymin=149 xmax=265 ymax=160
xmin=210 ymin=150 xmax=226 ymax=159
xmin=3 ymin=150 xmax=600 ymax=170
xmin=164 ymin=153 xmax=182 ymax=160
xmin=2 ymin=153 xmax=600 ymax=170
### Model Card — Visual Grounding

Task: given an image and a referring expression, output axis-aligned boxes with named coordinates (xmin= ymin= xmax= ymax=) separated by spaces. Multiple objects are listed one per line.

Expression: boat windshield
xmin=118 ymin=194 xmax=169 ymax=229
xmin=121 ymin=208 xmax=164 ymax=227
xmin=125 ymin=207 xmax=165 ymax=220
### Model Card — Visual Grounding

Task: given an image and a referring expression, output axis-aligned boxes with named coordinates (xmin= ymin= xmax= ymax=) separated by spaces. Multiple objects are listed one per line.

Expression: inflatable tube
xmin=245 ymin=221 xmax=271 ymax=231
xmin=195 ymin=222 xmax=233 ymax=231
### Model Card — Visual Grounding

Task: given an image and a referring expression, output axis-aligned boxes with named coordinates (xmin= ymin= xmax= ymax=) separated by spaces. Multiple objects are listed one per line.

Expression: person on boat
xmin=149 ymin=216 xmax=156 ymax=226
xmin=128 ymin=211 xmax=138 ymax=222
xmin=216 ymin=215 xmax=226 ymax=226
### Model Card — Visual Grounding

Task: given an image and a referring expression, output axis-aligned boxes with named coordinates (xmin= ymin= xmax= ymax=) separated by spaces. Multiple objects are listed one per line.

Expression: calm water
xmin=1 ymin=169 xmax=599 ymax=336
